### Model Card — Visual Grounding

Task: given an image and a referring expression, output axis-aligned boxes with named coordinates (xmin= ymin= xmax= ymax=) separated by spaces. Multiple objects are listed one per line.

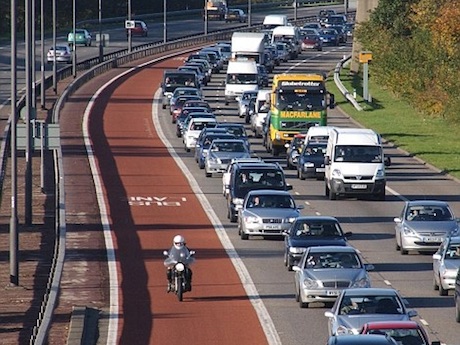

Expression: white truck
xmin=262 ymin=14 xmax=289 ymax=30
xmin=271 ymin=25 xmax=302 ymax=57
xmin=231 ymin=32 xmax=267 ymax=66
xmin=225 ymin=59 xmax=259 ymax=105
xmin=324 ymin=127 xmax=391 ymax=201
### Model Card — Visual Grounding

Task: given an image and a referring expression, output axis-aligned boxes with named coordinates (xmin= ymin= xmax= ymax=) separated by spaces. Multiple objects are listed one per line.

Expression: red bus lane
xmin=87 ymin=56 xmax=269 ymax=343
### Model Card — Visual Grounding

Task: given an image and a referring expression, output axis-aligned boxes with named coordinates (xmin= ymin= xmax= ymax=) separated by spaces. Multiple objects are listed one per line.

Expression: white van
xmin=263 ymin=14 xmax=289 ymax=30
xmin=225 ymin=59 xmax=259 ymax=105
xmin=305 ymin=125 xmax=336 ymax=144
xmin=271 ymin=25 xmax=302 ymax=56
xmin=324 ymin=127 xmax=391 ymax=200
xmin=250 ymin=89 xmax=271 ymax=137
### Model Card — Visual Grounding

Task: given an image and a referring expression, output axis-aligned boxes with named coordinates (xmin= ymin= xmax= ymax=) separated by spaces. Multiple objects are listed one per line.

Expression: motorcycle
xmin=163 ymin=248 xmax=195 ymax=302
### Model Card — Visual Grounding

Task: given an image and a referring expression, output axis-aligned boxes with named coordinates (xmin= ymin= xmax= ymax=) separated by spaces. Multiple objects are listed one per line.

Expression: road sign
xmin=17 ymin=121 xmax=60 ymax=150
xmin=125 ymin=20 xmax=135 ymax=29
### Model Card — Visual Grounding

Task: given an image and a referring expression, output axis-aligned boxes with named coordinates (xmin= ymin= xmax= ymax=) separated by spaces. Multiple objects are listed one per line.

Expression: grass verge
xmin=326 ymin=64 xmax=460 ymax=180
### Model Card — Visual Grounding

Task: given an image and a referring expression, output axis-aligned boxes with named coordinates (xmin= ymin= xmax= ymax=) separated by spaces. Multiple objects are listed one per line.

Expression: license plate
xmin=316 ymin=168 xmax=325 ymax=172
xmin=351 ymin=184 xmax=367 ymax=189
xmin=326 ymin=290 xmax=340 ymax=296
xmin=422 ymin=237 xmax=442 ymax=243
xmin=264 ymin=224 xmax=281 ymax=230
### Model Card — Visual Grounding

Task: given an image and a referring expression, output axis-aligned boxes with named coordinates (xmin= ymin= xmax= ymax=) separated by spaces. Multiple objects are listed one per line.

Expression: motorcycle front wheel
xmin=176 ymin=276 xmax=184 ymax=302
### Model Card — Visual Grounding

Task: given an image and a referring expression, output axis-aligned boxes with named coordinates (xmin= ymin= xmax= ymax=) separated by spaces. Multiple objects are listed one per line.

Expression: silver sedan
xmin=238 ymin=189 xmax=303 ymax=240
xmin=324 ymin=288 xmax=418 ymax=336
xmin=205 ymin=139 xmax=251 ymax=177
xmin=293 ymin=246 xmax=373 ymax=308
xmin=394 ymin=200 xmax=460 ymax=255
xmin=433 ymin=236 xmax=460 ymax=296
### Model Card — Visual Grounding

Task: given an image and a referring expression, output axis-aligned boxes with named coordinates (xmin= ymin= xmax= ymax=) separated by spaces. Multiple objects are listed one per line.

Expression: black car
xmin=297 ymin=140 xmax=327 ymax=180
xmin=226 ymin=162 xmax=292 ymax=223
xmin=283 ymin=216 xmax=351 ymax=270
xmin=257 ymin=64 xmax=269 ymax=87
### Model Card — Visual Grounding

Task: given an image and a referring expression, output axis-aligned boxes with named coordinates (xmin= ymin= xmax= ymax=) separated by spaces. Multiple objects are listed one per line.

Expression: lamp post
xmin=294 ymin=0 xmax=297 ymax=22
xmin=163 ymin=0 xmax=167 ymax=43
xmin=72 ymin=0 xmax=76 ymax=77
xmin=204 ymin=0 xmax=208 ymax=35
xmin=248 ymin=0 xmax=251 ymax=27
xmin=98 ymin=0 xmax=103 ymax=63
xmin=128 ymin=0 xmax=132 ymax=52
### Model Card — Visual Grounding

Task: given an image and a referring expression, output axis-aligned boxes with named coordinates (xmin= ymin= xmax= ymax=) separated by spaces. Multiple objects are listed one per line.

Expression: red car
xmin=360 ymin=321 xmax=441 ymax=345
xmin=127 ymin=20 xmax=148 ymax=37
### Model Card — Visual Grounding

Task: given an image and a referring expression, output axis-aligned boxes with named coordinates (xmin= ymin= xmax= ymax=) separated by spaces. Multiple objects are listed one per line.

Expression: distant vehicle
xmin=319 ymin=28 xmax=340 ymax=46
xmin=195 ymin=131 xmax=236 ymax=169
xmin=47 ymin=45 xmax=72 ymax=64
xmin=67 ymin=28 xmax=92 ymax=47
xmin=262 ymin=14 xmax=288 ymax=30
xmin=323 ymin=15 xmax=348 ymax=28
xmin=225 ymin=9 xmax=247 ymax=23
xmin=161 ymin=70 xmax=200 ymax=109
xmin=329 ymin=25 xmax=348 ymax=44
xmin=360 ymin=320 xmax=441 ymax=345
xmin=303 ymin=22 xmax=322 ymax=30
xmin=257 ymin=64 xmax=269 ymax=87
xmin=432 ymin=236 xmax=460 ymax=295
xmin=285 ymin=133 xmax=307 ymax=170
xmin=324 ymin=288 xmax=418 ymax=336
xmin=221 ymin=158 xmax=263 ymax=197
xmin=297 ymin=140 xmax=327 ymax=180
xmin=205 ymin=139 xmax=251 ymax=177
xmin=318 ymin=9 xmax=337 ymax=25
xmin=127 ymin=20 xmax=148 ymax=37
xmin=394 ymin=200 xmax=460 ymax=255
xmin=236 ymin=90 xmax=258 ymax=119
xmin=293 ymin=246 xmax=373 ymax=308
xmin=283 ymin=216 xmax=352 ymax=270
xmin=300 ymin=32 xmax=323 ymax=51
xmin=205 ymin=0 xmax=227 ymax=21
xmin=238 ymin=190 xmax=303 ymax=239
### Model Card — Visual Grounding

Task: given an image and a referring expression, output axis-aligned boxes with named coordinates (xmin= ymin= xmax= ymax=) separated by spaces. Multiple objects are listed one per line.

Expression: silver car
xmin=293 ymin=246 xmax=373 ymax=308
xmin=236 ymin=90 xmax=258 ymax=118
xmin=204 ymin=139 xmax=251 ymax=177
xmin=324 ymin=288 xmax=418 ymax=336
xmin=433 ymin=236 xmax=460 ymax=296
xmin=238 ymin=189 xmax=303 ymax=240
xmin=394 ymin=200 xmax=460 ymax=255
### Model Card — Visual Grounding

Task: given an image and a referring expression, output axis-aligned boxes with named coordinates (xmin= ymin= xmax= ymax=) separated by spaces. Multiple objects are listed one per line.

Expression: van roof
xmin=331 ymin=127 xmax=381 ymax=145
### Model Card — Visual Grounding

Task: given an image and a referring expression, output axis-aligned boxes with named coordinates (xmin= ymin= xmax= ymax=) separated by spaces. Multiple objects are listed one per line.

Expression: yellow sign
xmin=359 ymin=51 xmax=373 ymax=63
xmin=280 ymin=111 xmax=321 ymax=119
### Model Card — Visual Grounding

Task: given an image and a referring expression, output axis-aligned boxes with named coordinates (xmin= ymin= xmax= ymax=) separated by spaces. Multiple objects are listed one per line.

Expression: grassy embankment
xmin=326 ymin=65 xmax=460 ymax=181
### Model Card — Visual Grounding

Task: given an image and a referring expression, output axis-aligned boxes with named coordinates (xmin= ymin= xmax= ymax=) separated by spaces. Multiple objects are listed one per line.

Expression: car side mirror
xmin=394 ymin=217 xmax=402 ymax=223
xmin=344 ymin=231 xmax=352 ymax=237
xmin=365 ymin=263 xmax=374 ymax=271
xmin=285 ymin=184 xmax=293 ymax=191
xmin=432 ymin=253 xmax=441 ymax=260
xmin=384 ymin=156 xmax=391 ymax=166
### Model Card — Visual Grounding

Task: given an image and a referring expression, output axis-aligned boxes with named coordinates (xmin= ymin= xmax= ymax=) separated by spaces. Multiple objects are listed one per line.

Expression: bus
xmin=266 ymin=74 xmax=335 ymax=156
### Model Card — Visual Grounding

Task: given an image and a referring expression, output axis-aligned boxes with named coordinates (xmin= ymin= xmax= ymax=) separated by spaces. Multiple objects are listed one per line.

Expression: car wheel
xmin=205 ymin=171 xmax=212 ymax=178
xmin=395 ymin=240 xmax=400 ymax=251
xmin=439 ymin=278 xmax=448 ymax=296
xmin=240 ymin=229 xmax=248 ymax=240
xmin=400 ymin=239 xmax=408 ymax=255
xmin=456 ymin=301 xmax=460 ymax=322
xmin=433 ymin=276 xmax=439 ymax=290
xmin=295 ymin=286 xmax=300 ymax=302
xmin=199 ymin=161 xmax=205 ymax=169
xmin=229 ymin=210 xmax=237 ymax=223
xmin=299 ymin=296 xmax=308 ymax=309
xmin=325 ymin=184 xmax=330 ymax=197
xmin=329 ymin=189 xmax=337 ymax=200
xmin=299 ymin=170 xmax=306 ymax=181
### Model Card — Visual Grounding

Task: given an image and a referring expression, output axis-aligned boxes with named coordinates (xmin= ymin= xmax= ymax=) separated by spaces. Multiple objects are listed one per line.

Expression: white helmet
xmin=173 ymin=235 xmax=185 ymax=249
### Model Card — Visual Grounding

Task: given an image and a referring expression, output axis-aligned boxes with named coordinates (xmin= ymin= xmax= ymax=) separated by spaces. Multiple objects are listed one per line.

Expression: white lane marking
xmin=419 ymin=319 xmax=429 ymax=326
xmin=152 ymin=88 xmax=282 ymax=345
xmin=315 ymin=211 xmax=321 ymax=216
xmin=82 ymin=49 xmax=197 ymax=345
xmin=384 ymin=280 xmax=392 ymax=286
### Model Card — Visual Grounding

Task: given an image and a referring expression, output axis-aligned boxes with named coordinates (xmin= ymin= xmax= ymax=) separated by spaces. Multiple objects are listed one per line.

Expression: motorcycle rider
xmin=164 ymin=235 xmax=194 ymax=293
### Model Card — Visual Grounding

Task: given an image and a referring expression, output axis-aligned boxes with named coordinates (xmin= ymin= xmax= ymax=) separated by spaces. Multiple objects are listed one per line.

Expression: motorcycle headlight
xmin=175 ymin=263 xmax=185 ymax=272
xmin=331 ymin=169 xmax=342 ymax=178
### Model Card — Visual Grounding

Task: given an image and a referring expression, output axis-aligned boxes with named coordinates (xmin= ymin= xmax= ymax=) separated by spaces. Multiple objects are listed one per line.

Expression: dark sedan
xmin=319 ymin=28 xmax=340 ymax=46
xmin=283 ymin=216 xmax=352 ymax=271
xmin=297 ymin=140 xmax=327 ymax=180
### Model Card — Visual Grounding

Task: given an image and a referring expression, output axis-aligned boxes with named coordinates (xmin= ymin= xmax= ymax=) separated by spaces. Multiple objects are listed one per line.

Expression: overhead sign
xmin=125 ymin=20 xmax=135 ymax=29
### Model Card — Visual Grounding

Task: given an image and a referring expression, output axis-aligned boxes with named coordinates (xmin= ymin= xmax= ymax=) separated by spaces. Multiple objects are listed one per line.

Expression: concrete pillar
xmin=350 ymin=0 xmax=379 ymax=73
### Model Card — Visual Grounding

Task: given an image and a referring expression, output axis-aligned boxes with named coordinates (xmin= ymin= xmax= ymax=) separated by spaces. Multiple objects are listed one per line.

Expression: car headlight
xmin=336 ymin=326 xmax=354 ymax=335
xmin=275 ymin=132 xmax=281 ymax=140
xmin=402 ymin=225 xmax=416 ymax=236
xmin=208 ymin=156 xmax=221 ymax=164
xmin=451 ymin=227 xmax=460 ymax=236
xmin=286 ymin=217 xmax=297 ymax=223
xmin=289 ymin=247 xmax=306 ymax=254
xmin=244 ymin=216 xmax=260 ymax=223
xmin=375 ymin=168 xmax=385 ymax=178
xmin=331 ymin=169 xmax=342 ymax=178
xmin=440 ymin=266 xmax=457 ymax=279
xmin=302 ymin=278 xmax=320 ymax=289
xmin=351 ymin=277 xmax=371 ymax=288
xmin=232 ymin=198 xmax=244 ymax=206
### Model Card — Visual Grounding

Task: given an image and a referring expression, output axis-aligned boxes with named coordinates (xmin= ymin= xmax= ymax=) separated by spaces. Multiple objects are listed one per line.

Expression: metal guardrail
xmin=22 ymin=5 xmax=355 ymax=343
xmin=334 ymin=55 xmax=363 ymax=111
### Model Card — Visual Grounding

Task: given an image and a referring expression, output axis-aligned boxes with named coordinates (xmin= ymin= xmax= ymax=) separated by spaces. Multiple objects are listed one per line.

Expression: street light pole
xmin=72 ymin=0 xmax=76 ymax=77
xmin=99 ymin=0 xmax=103 ymax=63
xmin=204 ymin=0 xmax=208 ymax=35
xmin=40 ymin=0 xmax=45 ymax=108
xmin=127 ymin=0 xmax=132 ymax=52
xmin=294 ymin=0 xmax=297 ymax=22
xmin=248 ymin=0 xmax=251 ymax=27
xmin=163 ymin=0 xmax=167 ymax=43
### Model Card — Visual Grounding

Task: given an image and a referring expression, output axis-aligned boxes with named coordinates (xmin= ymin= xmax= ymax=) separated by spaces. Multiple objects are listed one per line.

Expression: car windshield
xmin=334 ymin=145 xmax=382 ymax=163
xmin=293 ymin=221 xmax=342 ymax=237
xmin=236 ymin=170 xmax=285 ymax=191
xmin=366 ymin=328 xmax=425 ymax=344
xmin=247 ymin=194 xmax=294 ymax=209
xmin=339 ymin=295 xmax=402 ymax=315
xmin=304 ymin=252 xmax=361 ymax=269
xmin=303 ymin=143 xmax=327 ymax=156
xmin=211 ymin=141 xmax=246 ymax=153
xmin=446 ymin=245 xmax=460 ymax=259
xmin=405 ymin=205 xmax=454 ymax=221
